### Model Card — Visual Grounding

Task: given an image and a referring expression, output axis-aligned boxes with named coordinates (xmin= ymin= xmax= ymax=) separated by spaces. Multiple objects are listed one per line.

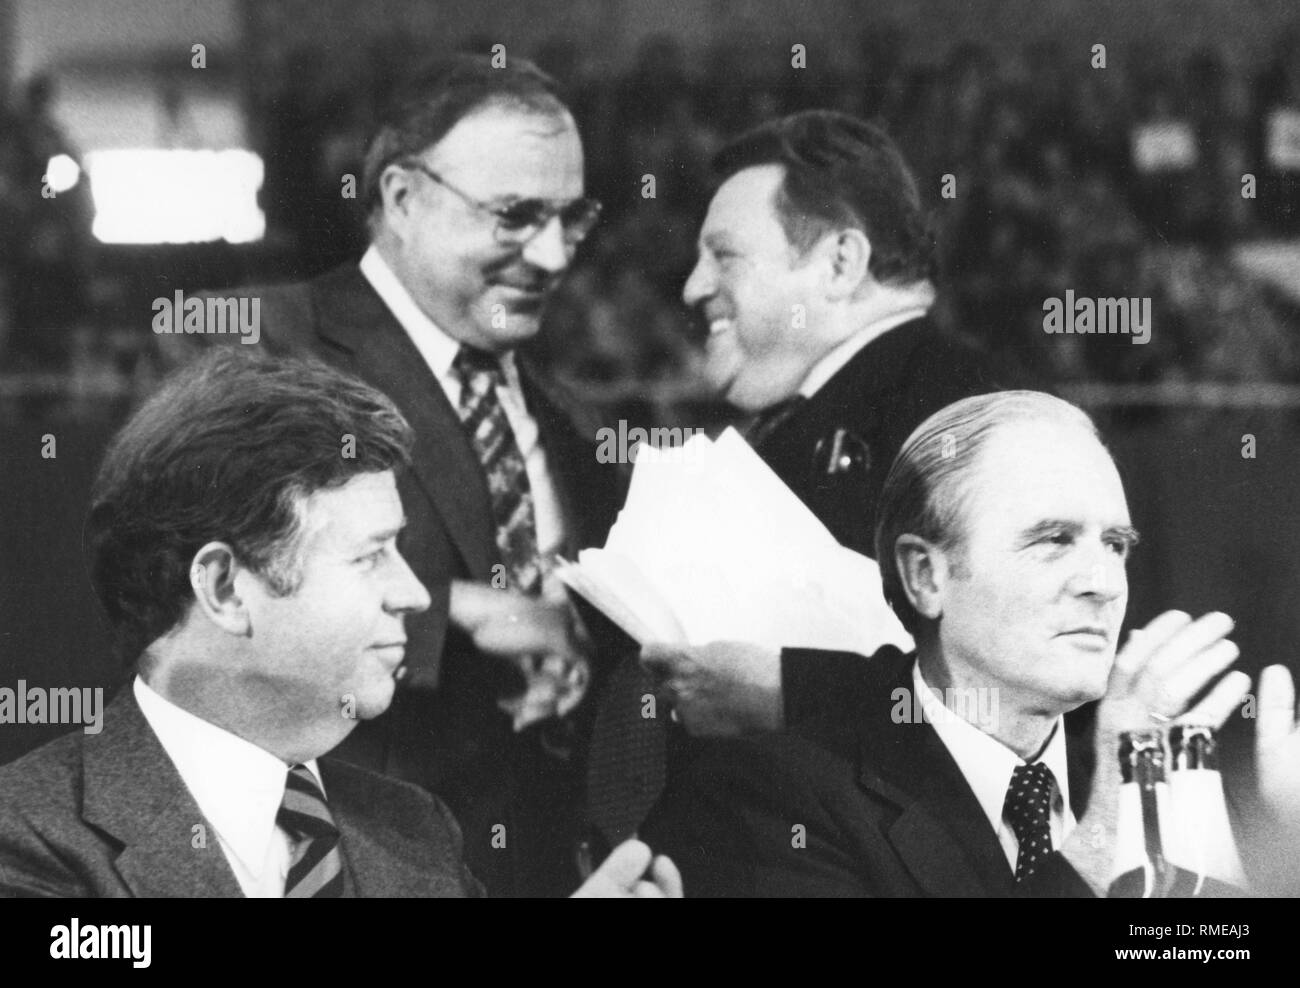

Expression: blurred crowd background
xmin=2 ymin=0 xmax=1299 ymax=769
xmin=2 ymin=3 xmax=1299 ymax=398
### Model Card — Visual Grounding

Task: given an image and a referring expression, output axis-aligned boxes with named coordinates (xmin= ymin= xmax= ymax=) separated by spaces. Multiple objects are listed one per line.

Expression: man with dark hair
xmin=0 ymin=352 xmax=679 ymax=899
xmin=632 ymin=110 xmax=999 ymax=738
xmin=641 ymin=391 xmax=1248 ymax=897
xmin=157 ymin=55 xmax=621 ymax=896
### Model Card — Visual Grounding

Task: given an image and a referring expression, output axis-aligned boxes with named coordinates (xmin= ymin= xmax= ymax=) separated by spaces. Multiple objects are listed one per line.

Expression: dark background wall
xmin=8 ymin=0 xmax=1298 ymax=79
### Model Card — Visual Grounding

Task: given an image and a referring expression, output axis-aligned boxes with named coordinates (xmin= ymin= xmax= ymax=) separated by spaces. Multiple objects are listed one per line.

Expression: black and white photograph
xmin=0 ymin=0 xmax=1296 ymax=956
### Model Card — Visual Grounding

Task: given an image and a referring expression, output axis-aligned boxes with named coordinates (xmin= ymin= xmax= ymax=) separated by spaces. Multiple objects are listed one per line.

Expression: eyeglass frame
xmin=401 ymin=159 xmax=602 ymax=246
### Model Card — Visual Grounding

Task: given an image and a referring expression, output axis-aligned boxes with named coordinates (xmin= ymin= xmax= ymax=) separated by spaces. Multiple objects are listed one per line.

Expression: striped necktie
xmin=453 ymin=346 xmax=543 ymax=596
xmin=278 ymin=764 xmax=345 ymax=898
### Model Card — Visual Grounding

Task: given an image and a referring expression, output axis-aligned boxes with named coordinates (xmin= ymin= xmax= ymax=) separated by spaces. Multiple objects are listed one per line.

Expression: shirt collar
xmin=912 ymin=659 xmax=1071 ymax=840
xmin=133 ymin=676 xmax=323 ymax=880
xmin=360 ymin=244 xmax=521 ymax=390
xmin=797 ymin=306 xmax=929 ymax=398
xmin=360 ymin=244 xmax=462 ymax=380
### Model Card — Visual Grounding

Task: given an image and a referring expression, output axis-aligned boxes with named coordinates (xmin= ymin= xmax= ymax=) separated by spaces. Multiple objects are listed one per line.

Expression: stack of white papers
xmin=556 ymin=427 xmax=913 ymax=656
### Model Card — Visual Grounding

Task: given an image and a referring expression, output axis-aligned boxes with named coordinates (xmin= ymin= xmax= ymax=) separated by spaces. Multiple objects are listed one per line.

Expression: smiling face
xmin=384 ymin=104 xmax=586 ymax=352
xmin=237 ymin=470 xmax=431 ymax=729
xmin=934 ymin=421 xmax=1137 ymax=717
xmin=682 ymin=164 xmax=831 ymax=412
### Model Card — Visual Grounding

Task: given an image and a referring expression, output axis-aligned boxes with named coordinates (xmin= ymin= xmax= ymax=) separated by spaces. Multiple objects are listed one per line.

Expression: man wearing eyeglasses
xmin=155 ymin=55 xmax=620 ymax=897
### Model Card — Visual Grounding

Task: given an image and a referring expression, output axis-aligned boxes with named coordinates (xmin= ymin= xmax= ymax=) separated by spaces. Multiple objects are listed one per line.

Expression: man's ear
xmin=377 ymin=162 xmax=418 ymax=238
xmin=893 ymin=534 xmax=950 ymax=623
xmin=189 ymin=542 xmax=252 ymax=637
xmin=821 ymin=229 xmax=871 ymax=301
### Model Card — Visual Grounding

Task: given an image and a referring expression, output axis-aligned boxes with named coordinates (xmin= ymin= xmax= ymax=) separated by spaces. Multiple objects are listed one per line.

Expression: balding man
xmin=642 ymin=391 xmax=1250 ymax=896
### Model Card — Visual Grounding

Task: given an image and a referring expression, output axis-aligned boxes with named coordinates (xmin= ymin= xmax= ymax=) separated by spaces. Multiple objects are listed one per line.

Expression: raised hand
xmin=571 ymin=840 xmax=683 ymax=898
xmin=1256 ymin=664 xmax=1300 ymax=823
xmin=1062 ymin=611 xmax=1251 ymax=896
xmin=1097 ymin=611 xmax=1249 ymax=737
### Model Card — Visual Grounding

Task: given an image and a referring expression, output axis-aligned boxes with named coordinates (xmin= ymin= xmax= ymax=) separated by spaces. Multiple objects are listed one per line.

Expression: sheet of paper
xmin=561 ymin=427 xmax=913 ymax=656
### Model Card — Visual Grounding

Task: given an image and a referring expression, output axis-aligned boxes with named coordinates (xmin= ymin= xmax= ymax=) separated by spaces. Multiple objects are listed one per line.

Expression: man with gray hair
xmin=641 ymin=391 xmax=1249 ymax=896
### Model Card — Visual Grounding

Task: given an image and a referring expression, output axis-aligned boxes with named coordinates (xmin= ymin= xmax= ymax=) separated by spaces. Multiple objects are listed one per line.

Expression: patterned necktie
xmin=277 ymin=765 xmax=345 ymax=898
xmin=453 ymin=346 xmax=543 ymax=596
xmin=1003 ymin=761 xmax=1056 ymax=882
xmin=586 ymin=656 xmax=668 ymax=848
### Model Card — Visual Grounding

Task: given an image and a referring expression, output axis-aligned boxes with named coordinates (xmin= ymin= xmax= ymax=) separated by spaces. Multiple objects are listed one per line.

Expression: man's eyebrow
xmin=492 ymin=191 xmax=575 ymax=208
xmin=362 ymin=519 xmax=407 ymax=545
xmin=1105 ymin=524 xmax=1141 ymax=546
xmin=1016 ymin=520 xmax=1141 ymax=547
xmin=1017 ymin=519 xmax=1082 ymax=545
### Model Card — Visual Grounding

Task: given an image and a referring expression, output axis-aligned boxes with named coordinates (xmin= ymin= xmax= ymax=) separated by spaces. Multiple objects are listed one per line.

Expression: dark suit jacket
xmin=755 ymin=314 xmax=997 ymax=560
xmin=155 ymin=263 xmax=627 ymax=896
xmin=591 ymin=315 xmax=1001 ymax=845
xmin=0 ymin=690 xmax=481 ymax=898
xmin=765 ymin=315 xmax=1001 ymax=725
xmin=641 ymin=646 xmax=1095 ymax=898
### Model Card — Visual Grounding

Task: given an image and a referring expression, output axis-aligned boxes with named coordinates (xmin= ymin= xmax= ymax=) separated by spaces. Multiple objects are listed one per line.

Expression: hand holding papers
xmin=557 ymin=427 xmax=912 ymax=656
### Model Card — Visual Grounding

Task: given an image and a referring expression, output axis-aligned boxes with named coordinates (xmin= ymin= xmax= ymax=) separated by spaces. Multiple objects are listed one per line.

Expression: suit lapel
xmin=757 ymin=317 xmax=928 ymax=459
xmin=321 ymin=761 xmax=465 ymax=897
xmin=82 ymin=690 xmax=244 ymax=898
xmin=853 ymin=652 xmax=1015 ymax=896
xmin=313 ymin=266 xmax=497 ymax=580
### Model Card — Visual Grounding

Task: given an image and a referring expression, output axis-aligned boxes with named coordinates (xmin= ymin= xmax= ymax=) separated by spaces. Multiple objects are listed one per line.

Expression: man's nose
xmin=1069 ymin=548 xmax=1126 ymax=604
xmin=387 ymin=552 xmax=432 ymax=615
xmin=682 ymin=256 xmax=714 ymax=308
xmin=520 ymin=214 xmax=572 ymax=274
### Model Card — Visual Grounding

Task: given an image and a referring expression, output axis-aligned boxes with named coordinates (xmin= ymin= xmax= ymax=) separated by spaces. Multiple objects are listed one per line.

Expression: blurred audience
xmin=0 ymin=74 xmax=95 ymax=369
xmin=3 ymin=30 xmax=1299 ymax=394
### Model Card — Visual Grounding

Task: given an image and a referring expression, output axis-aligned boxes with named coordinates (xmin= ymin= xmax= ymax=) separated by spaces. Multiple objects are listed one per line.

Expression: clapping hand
xmin=1256 ymin=664 xmax=1300 ymax=823
xmin=1096 ymin=611 xmax=1250 ymax=738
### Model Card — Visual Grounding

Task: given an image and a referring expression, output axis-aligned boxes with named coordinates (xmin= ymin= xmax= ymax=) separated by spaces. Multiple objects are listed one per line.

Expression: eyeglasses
xmin=403 ymin=160 xmax=602 ymax=247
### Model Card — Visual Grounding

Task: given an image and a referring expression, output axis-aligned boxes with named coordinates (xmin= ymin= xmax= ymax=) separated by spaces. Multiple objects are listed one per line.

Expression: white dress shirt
xmin=913 ymin=660 xmax=1075 ymax=874
xmin=359 ymin=246 xmax=567 ymax=566
xmin=797 ymin=306 xmax=930 ymax=399
xmin=134 ymin=677 xmax=323 ymax=898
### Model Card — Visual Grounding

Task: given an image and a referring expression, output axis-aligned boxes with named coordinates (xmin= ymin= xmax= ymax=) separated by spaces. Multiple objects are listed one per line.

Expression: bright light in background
xmin=85 ymin=149 xmax=265 ymax=244
xmin=45 ymin=154 xmax=82 ymax=194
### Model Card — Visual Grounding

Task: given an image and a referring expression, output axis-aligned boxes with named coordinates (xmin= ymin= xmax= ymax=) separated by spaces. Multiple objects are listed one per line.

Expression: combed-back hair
xmin=874 ymin=391 xmax=1101 ymax=634
xmin=712 ymin=109 xmax=936 ymax=285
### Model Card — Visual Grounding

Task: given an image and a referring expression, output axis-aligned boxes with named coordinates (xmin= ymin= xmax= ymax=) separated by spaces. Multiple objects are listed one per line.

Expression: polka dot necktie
xmin=1003 ymin=761 xmax=1056 ymax=882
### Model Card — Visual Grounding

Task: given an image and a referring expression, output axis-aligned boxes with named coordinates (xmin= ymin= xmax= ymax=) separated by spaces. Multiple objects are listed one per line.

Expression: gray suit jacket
xmin=0 ymin=689 xmax=483 ymax=897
